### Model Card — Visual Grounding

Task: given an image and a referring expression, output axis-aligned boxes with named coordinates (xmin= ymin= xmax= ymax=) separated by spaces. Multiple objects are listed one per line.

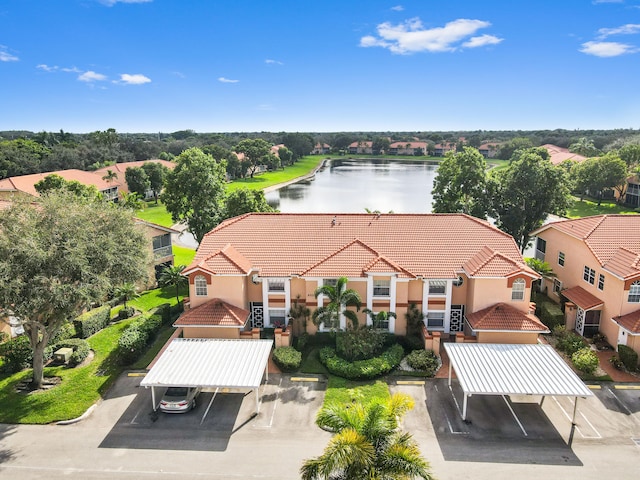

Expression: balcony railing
xmin=153 ymin=245 xmax=173 ymax=259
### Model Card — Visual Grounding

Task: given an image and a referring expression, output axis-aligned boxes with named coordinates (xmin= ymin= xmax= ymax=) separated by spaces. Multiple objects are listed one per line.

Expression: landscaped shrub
xmin=539 ymin=302 xmax=564 ymax=329
xmin=54 ymin=338 xmax=90 ymax=366
xmin=116 ymin=314 xmax=163 ymax=365
xmin=319 ymin=344 xmax=404 ymax=380
xmin=117 ymin=307 xmax=135 ymax=320
xmin=554 ymin=327 xmax=586 ymax=356
xmin=398 ymin=334 xmax=424 ymax=353
xmin=609 ymin=355 xmax=624 ymax=370
xmin=273 ymin=346 xmax=302 ymax=372
xmin=0 ymin=335 xmax=33 ymax=373
xmin=154 ymin=303 xmax=172 ymax=324
xmin=307 ymin=332 xmax=336 ymax=347
xmin=295 ymin=333 xmax=310 ymax=352
xmin=617 ymin=344 xmax=639 ymax=372
xmin=132 ymin=314 xmax=162 ymax=339
xmin=74 ymin=305 xmax=111 ymax=339
xmin=48 ymin=322 xmax=77 ymax=345
xmin=335 ymin=327 xmax=386 ymax=361
xmin=571 ymin=347 xmax=599 ymax=375
xmin=406 ymin=349 xmax=439 ymax=376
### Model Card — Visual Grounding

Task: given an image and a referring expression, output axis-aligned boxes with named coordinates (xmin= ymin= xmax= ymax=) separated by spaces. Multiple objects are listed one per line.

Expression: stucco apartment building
xmin=531 ymin=215 xmax=640 ymax=355
xmin=177 ymin=213 xmax=545 ymax=343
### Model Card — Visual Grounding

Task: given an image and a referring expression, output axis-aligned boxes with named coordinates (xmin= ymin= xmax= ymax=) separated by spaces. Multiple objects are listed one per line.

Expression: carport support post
xmin=572 ymin=397 xmax=579 ymax=425
xmin=448 ymin=361 xmax=452 ymax=386
xmin=151 ymin=386 xmax=157 ymax=412
xmin=462 ymin=394 xmax=468 ymax=421
xmin=255 ymin=387 xmax=259 ymax=414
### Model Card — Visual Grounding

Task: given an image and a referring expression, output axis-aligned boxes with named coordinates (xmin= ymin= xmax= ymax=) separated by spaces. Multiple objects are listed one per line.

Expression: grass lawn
xmin=300 ymin=347 xmax=329 ymax=375
xmin=135 ymin=200 xmax=174 ymax=228
xmin=130 ymin=284 xmax=188 ymax=312
xmin=130 ymin=324 xmax=176 ymax=370
xmin=567 ymin=197 xmax=638 ymax=218
xmin=173 ymin=244 xmax=196 ymax=267
xmin=322 ymin=376 xmax=390 ymax=409
xmin=0 ymin=318 xmax=136 ymax=424
xmin=226 ymin=156 xmax=325 ymax=192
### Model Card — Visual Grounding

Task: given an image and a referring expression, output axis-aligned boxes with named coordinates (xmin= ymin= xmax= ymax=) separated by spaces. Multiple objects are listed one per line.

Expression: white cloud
xmin=78 ymin=70 xmax=107 ymax=82
xmin=359 ymin=17 xmax=502 ymax=54
xmin=37 ymin=64 xmax=56 ymax=71
xmin=118 ymin=73 xmax=151 ymax=84
xmin=462 ymin=34 xmax=503 ymax=48
xmin=596 ymin=23 xmax=640 ymax=39
xmin=265 ymin=59 xmax=284 ymax=65
xmin=172 ymin=71 xmax=186 ymax=78
xmin=592 ymin=0 xmax=623 ymax=3
xmin=580 ymin=40 xmax=637 ymax=56
xmin=0 ymin=45 xmax=18 ymax=62
xmin=218 ymin=77 xmax=239 ymax=83
xmin=99 ymin=0 xmax=152 ymax=6
xmin=391 ymin=5 xmax=404 ymax=11
xmin=37 ymin=64 xmax=81 ymax=73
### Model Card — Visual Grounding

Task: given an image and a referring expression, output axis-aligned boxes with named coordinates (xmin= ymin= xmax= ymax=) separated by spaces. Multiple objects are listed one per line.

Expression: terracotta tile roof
xmin=561 ymin=286 xmax=604 ymax=310
xmin=190 ymin=213 xmax=532 ymax=280
xmin=389 ymin=141 xmax=428 ymax=149
xmin=0 ymin=169 xmax=115 ymax=197
xmin=95 ymin=160 xmax=175 ymax=194
xmin=532 ymin=215 xmax=640 ymax=279
xmin=541 ymin=144 xmax=587 ymax=165
xmin=348 ymin=141 xmax=373 ymax=148
xmin=613 ymin=308 xmax=640 ymax=334
xmin=174 ymin=298 xmax=249 ymax=327
xmin=466 ymin=303 xmax=548 ymax=332
xmin=186 ymin=244 xmax=252 ymax=275
xmin=463 ymin=246 xmax=538 ymax=277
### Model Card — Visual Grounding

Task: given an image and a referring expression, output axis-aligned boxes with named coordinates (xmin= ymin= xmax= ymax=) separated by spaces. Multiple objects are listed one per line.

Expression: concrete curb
xmin=55 ymin=403 xmax=98 ymax=425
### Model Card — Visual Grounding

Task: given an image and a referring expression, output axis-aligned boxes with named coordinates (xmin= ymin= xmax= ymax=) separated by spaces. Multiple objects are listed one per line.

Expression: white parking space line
xmin=444 ymin=385 xmax=469 ymax=434
xmin=254 ymin=377 xmax=282 ymax=430
xmin=551 ymin=396 xmax=601 ymax=439
xmin=502 ymin=395 xmax=527 ymax=437
xmin=607 ymin=387 xmax=633 ymax=416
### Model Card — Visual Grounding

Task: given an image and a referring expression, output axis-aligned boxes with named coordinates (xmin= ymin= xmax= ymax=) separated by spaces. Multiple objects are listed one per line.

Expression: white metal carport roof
xmin=141 ymin=338 xmax=273 ymax=415
xmin=443 ymin=343 xmax=593 ymax=422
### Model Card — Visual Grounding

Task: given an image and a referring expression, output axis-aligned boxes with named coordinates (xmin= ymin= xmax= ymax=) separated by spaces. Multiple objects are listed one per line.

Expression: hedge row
xmin=539 ymin=302 xmax=564 ymax=330
xmin=117 ymin=314 xmax=163 ymax=365
xmin=74 ymin=305 xmax=111 ymax=339
xmin=406 ymin=349 xmax=439 ymax=376
xmin=319 ymin=344 xmax=404 ymax=380
xmin=273 ymin=346 xmax=302 ymax=372
xmin=0 ymin=335 xmax=91 ymax=373
xmin=618 ymin=344 xmax=639 ymax=372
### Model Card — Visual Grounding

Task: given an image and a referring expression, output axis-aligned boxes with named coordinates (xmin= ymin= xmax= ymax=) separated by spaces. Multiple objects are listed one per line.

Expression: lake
xmin=265 ymin=158 xmax=439 ymax=213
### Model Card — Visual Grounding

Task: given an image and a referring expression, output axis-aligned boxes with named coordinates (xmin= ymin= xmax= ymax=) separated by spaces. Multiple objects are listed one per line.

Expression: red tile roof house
xmin=433 ymin=143 xmax=455 ymax=157
xmin=176 ymin=213 xmax=545 ymax=344
xmin=95 ymin=159 xmax=176 ymax=200
xmin=312 ymin=143 xmax=331 ymax=155
xmin=530 ymin=215 xmax=640 ymax=356
xmin=541 ymin=144 xmax=587 ymax=166
xmin=348 ymin=141 xmax=374 ymax=155
xmin=478 ymin=143 xmax=499 ymax=158
xmin=387 ymin=142 xmax=428 ymax=156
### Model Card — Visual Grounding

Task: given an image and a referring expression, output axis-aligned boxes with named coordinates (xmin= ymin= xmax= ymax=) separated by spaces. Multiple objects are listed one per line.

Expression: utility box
xmin=54 ymin=347 xmax=73 ymax=364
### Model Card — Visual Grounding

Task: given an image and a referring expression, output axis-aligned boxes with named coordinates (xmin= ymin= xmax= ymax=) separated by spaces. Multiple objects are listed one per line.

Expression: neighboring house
xmin=348 ymin=141 xmax=374 ymax=155
xmin=312 ymin=143 xmax=331 ymax=155
xmin=0 ymin=169 xmax=120 ymax=201
xmin=624 ymin=174 xmax=639 ymax=208
xmin=178 ymin=213 xmax=542 ymax=343
xmin=541 ymin=144 xmax=587 ymax=166
xmin=95 ymin=159 xmax=176 ymax=200
xmin=134 ymin=219 xmax=180 ymax=283
xmin=433 ymin=143 xmax=455 ymax=157
xmin=478 ymin=143 xmax=499 ymax=158
xmin=530 ymin=215 xmax=640 ymax=355
xmin=387 ymin=142 xmax=427 ymax=156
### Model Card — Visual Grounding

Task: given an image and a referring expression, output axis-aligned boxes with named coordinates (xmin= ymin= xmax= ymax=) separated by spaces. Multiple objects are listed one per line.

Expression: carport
xmin=141 ymin=338 xmax=273 ymax=420
xmin=444 ymin=343 xmax=593 ymax=423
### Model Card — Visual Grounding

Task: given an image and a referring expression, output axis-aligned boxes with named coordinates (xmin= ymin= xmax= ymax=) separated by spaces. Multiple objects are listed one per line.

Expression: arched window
xmin=194 ymin=275 xmax=208 ymax=297
xmin=511 ymin=278 xmax=526 ymax=301
xmin=629 ymin=281 xmax=640 ymax=303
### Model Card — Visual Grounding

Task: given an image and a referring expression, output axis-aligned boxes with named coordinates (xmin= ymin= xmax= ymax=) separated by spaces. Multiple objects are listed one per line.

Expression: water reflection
xmin=265 ymin=158 xmax=439 ymax=213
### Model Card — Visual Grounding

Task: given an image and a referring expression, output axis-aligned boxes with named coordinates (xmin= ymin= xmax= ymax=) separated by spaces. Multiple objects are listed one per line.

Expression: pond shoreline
xmin=263 ymin=158 xmax=329 ymax=193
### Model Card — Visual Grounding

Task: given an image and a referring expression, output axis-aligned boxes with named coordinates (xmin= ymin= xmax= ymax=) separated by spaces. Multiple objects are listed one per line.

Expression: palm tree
xmin=525 ymin=258 xmax=556 ymax=293
xmin=362 ymin=308 xmax=396 ymax=330
xmin=300 ymin=393 xmax=434 ymax=480
xmin=313 ymin=277 xmax=361 ymax=330
xmin=158 ymin=264 xmax=187 ymax=304
xmin=289 ymin=295 xmax=311 ymax=336
xmin=119 ymin=191 xmax=145 ymax=211
xmin=102 ymin=169 xmax=117 ymax=185
xmin=113 ymin=282 xmax=139 ymax=310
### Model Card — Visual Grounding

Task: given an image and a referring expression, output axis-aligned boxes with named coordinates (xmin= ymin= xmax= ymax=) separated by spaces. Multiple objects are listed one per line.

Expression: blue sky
xmin=1 ymin=0 xmax=640 ymax=133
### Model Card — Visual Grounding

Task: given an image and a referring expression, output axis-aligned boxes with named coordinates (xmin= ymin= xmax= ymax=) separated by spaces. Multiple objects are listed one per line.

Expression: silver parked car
xmin=159 ymin=387 xmax=200 ymax=413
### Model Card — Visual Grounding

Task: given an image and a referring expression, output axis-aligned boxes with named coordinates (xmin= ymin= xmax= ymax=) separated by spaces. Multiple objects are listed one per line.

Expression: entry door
xmin=250 ymin=302 xmax=264 ymax=328
xmin=618 ymin=328 xmax=628 ymax=347
xmin=575 ymin=307 xmax=585 ymax=336
xmin=449 ymin=305 xmax=465 ymax=332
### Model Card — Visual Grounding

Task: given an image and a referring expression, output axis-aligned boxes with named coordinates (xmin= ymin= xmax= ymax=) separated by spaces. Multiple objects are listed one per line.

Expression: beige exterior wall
xmin=537 ymin=229 xmax=640 ymax=344
xmin=477 ymin=331 xmax=539 ymax=344
xmin=451 ymin=275 xmax=468 ymax=305
xmin=467 ymin=278 xmax=532 ymax=313
xmin=189 ymin=274 xmax=247 ymax=309
xmin=625 ymin=333 xmax=640 ymax=355
xmin=181 ymin=327 xmax=241 ymax=339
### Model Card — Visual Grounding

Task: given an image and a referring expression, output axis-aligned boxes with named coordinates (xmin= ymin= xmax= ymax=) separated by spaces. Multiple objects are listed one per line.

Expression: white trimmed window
xmin=511 ymin=278 xmax=526 ymax=301
xmin=323 ymin=278 xmax=337 ymax=288
xmin=583 ymin=266 xmax=595 ymax=285
xmin=428 ymin=280 xmax=446 ymax=295
xmin=269 ymin=309 xmax=286 ymax=328
xmin=453 ymin=276 xmax=464 ymax=287
xmin=426 ymin=311 xmax=445 ymax=329
xmin=194 ymin=275 xmax=208 ymax=296
xmin=535 ymin=238 xmax=546 ymax=260
xmin=268 ymin=279 xmax=285 ymax=292
xmin=558 ymin=251 xmax=565 ymax=267
xmin=373 ymin=279 xmax=390 ymax=297
xmin=598 ymin=274 xmax=605 ymax=291
xmin=629 ymin=281 xmax=640 ymax=303
xmin=553 ymin=278 xmax=562 ymax=295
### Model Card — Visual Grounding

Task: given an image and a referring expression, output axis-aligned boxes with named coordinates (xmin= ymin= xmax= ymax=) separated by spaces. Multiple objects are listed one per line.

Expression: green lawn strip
xmin=322 ymin=376 xmax=390 ymax=409
xmin=129 ymin=284 xmax=187 ymax=312
xmin=226 ymin=156 xmax=325 ymax=192
xmin=300 ymin=347 xmax=329 ymax=375
xmin=130 ymin=324 xmax=176 ymax=370
xmin=567 ymin=197 xmax=638 ymax=218
xmin=0 ymin=319 xmax=135 ymax=424
xmin=135 ymin=200 xmax=174 ymax=228
xmin=172 ymin=244 xmax=196 ymax=267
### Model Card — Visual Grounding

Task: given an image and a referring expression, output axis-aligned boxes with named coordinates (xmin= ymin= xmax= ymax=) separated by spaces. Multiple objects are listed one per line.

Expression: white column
xmin=262 ymin=280 xmax=270 ymax=326
xmin=366 ymin=275 xmax=373 ymax=311
xmin=389 ymin=276 xmax=397 ymax=333
xmin=422 ymin=280 xmax=429 ymax=318
xmin=444 ymin=280 xmax=453 ymax=333
xmin=284 ymin=278 xmax=291 ymax=326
